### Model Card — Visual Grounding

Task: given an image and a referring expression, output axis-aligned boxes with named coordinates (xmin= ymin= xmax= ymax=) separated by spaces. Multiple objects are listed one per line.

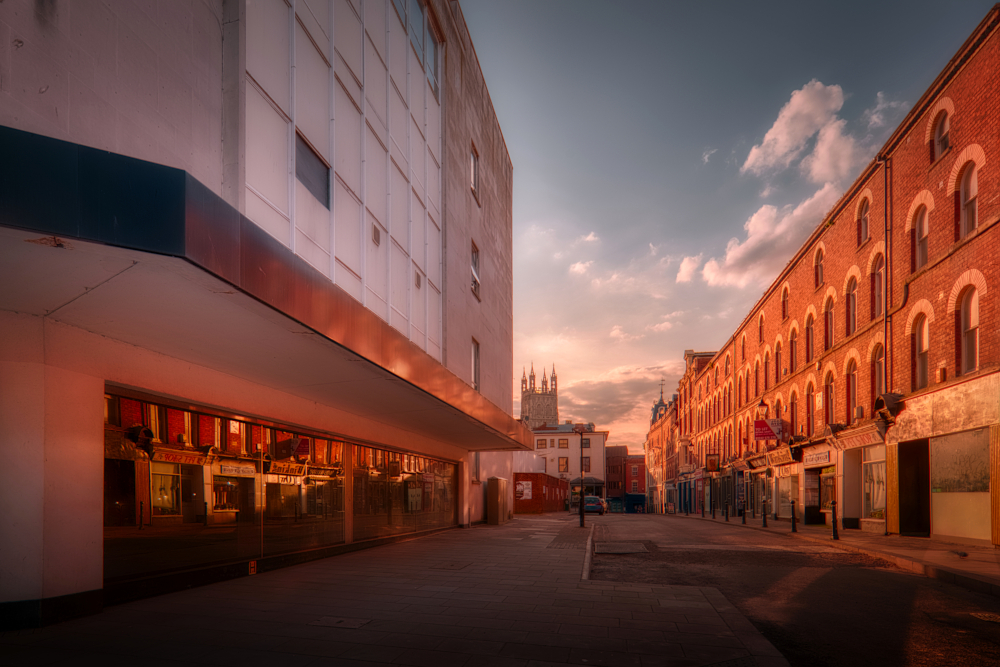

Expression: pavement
xmin=668 ymin=508 xmax=1000 ymax=599
xmin=1 ymin=514 xmax=789 ymax=667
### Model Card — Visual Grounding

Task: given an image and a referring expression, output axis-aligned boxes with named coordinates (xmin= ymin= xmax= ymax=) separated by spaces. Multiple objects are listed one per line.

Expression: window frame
xmin=914 ymin=206 xmax=928 ymax=271
xmin=960 ymin=164 xmax=978 ymax=238
xmin=471 ymin=338 xmax=480 ymax=392
xmin=961 ymin=288 xmax=979 ymax=375
xmin=471 ymin=240 xmax=481 ymax=300
xmin=914 ymin=315 xmax=929 ymax=390
xmin=858 ymin=200 xmax=870 ymax=245
xmin=846 ymin=278 xmax=857 ymax=336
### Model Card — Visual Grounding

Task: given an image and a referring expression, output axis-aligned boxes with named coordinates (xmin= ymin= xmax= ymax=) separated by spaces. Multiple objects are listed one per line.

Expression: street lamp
xmin=573 ymin=424 xmax=587 ymax=527
xmin=755 ymin=399 xmax=769 ymax=527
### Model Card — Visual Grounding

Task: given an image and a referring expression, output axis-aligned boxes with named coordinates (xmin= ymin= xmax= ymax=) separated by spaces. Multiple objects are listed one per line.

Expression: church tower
xmin=519 ymin=363 xmax=559 ymax=428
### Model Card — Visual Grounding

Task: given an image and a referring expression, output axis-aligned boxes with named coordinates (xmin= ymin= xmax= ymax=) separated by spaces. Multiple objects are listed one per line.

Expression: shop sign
xmin=692 ymin=469 xmax=704 ymax=479
xmin=706 ymin=454 xmax=720 ymax=472
xmin=277 ymin=475 xmax=298 ymax=485
xmin=220 ymin=462 xmax=256 ymax=477
xmin=803 ymin=450 xmax=831 ymax=466
xmin=515 ymin=480 xmax=532 ymax=500
xmin=270 ymin=461 xmax=306 ymax=476
xmin=747 ymin=455 xmax=769 ymax=469
xmin=732 ymin=459 xmax=749 ymax=471
xmin=834 ymin=425 xmax=884 ymax=451
xmin=776 ymin=464 xmax=795 ymax=477
xmin=767 ymin=447 xmax=795 ymax=466
xmin=153 ymin=450 xmax=207 ymax=466
xmin=754 ymin=419 xmax=782 ymax=441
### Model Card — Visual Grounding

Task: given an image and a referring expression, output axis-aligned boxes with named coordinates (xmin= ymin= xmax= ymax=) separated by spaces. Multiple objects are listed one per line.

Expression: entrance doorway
xmin=104 ymin=459 xmax=136 ymax=526
xmin=898 ymin=439 xmax=930 ymax=536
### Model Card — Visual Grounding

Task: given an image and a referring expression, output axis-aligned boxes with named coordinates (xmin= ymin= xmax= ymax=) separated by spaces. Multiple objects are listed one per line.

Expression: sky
xmin=459 ymin=0 xmax=996 ymax=453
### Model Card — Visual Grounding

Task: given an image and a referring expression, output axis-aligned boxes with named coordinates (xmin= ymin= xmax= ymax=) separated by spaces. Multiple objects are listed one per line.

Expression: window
xmin=863 ymin=445 xmax=886 ymax=519
xmin=824 ymin=300 xmax=835 ymax=352
xmin=789 ymin=330 xmax=798 ymax=370
xmin=775 ymin=343 xmax=782 ymax=383
xmin=805 ymin=316 xmax=815 ymax=362
xmin=872 ymin=255 xmax=884 ymax=318
xmin=537 ymin=439 xmax=546 ymax=449
xmin=781 ymin=288 xmax=789 ymax=320
xmin=815 ymin=249 xmax=824 ymax=288
xmin=741 ymin=337 xmax=746 ymax=362
xmin=296 ymin=133 xmax=330 ymax=208
xmin=470 ymin=145 xmax=479 ymax=197
xmin=960 ymin=164 xmax=978 ymax=238
xmin=913 ymin=206 xmax=928 ymax=271
xmin=913 ymin=315 xmax=929 ymax=390
xmin=858 ymin=200 xmax=870 ymax=245
xmin=754 ymin=362 xmax=760 ymax=397
xmin=790 ymin=393 xmax=798 ymax=436
xmin=846 ymin=360 xmax=858 ymax=424
xmin=806 ymin=384 xmax=815 ymax=437
xmin=582 ymin=438 xmax=591 ymax=448
xmin=823 ymin=373 xmax=835 ymax=427
xmin=933 ymin=111 xmax=950 ymax=161
xmin=472 ymin=451 xmax=480 ymax=482
xmin=846 ymin=278 xmax=857 ymax=336
xmin=873 ymin=345 xmax=885 ymax=406
xmin=758 ymin=315 xmax=765 ymax=343
xmin=471 ymin=339 xmax=480 ymax=391
xmin=150 ymin=463 xmax=181 ymax=515
xmin=558 ymin=457 xmax=569 ymax=473
xmin=582 ymin=457 xmax=591 ymax=473
xmin=471 ymin=241 xmax=481 ymax=299
xmin=631 ymin=480 xmax=638 ymax=493
xmin=764 ymin=353 xmax=770 ymax=390
xmin=725 ymin=357 xmax=731 ymax=376
xmin=631 ymin=465 xmax=638 ymax=476
xmin=961 ymin=288 xmax=979 ymax=374
xmin=558 ymin=438 xmax=569 ymax=448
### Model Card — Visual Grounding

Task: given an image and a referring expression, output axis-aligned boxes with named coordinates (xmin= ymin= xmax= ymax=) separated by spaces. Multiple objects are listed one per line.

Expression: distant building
xmin=520 ymin=364 xmax=558 ymax=429
xmin=526 ymin=421 xmax=608 ymax=505
xmin=605 ymin=445 xmax=629 ymax=511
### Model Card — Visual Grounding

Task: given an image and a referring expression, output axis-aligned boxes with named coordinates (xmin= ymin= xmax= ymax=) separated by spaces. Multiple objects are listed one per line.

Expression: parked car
xmin=584 ymin=496 xmax=605 ymax=515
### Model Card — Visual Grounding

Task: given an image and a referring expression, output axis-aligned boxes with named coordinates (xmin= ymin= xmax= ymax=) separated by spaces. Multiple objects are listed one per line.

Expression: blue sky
xmin=460 ymin=0 xmax=996 ymax=451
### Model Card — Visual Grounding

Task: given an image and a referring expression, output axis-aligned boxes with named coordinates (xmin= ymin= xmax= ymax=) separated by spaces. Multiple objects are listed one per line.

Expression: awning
xmin=0 ymin=126 xmax=532 ymax=453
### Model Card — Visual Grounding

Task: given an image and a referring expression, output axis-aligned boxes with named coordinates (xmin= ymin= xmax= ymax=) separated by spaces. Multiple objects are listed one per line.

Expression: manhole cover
xmin=309 ymin=616 xmax=370 ymax=628
xmin=972 ymin=612 xmax=1000 ymax=623
xmin=594 ymin=542 xmax=647 ymax=554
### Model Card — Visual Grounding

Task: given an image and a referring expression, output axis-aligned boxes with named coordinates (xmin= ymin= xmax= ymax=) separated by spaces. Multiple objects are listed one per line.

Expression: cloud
xmin=800 ymin=118 xmax=860 ymax=184
xmin=702 ymin=148 xmax=718 ymax=164
xmin=862 ymin=91 xmax=908 ymax=130
xmin=676 ymin=254 xmax=703 ymax=283
xmin=578 ymin=231 xmax=600 ymax=243
xmin=569 ymin=260 xmax=593 ymax=275
xmin=742 ymin=80 xmax=844 ymax=176
xmin=648 ymin=321 xmax=673 ymax=332
xmin=610 ymin=325 xmax=644 ymax=342
xmin=701 ymin=182 xmax=841 ymax=288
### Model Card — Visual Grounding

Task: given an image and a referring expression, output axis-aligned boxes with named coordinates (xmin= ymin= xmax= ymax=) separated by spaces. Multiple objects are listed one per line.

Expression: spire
xmin=541 ymin=370 xmax=548 ymax=392
xmin=529 ymin=362 xmax=536 ymax=391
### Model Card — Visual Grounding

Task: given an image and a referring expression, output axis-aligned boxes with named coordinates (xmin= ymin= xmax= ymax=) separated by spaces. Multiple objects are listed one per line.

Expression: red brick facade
xmin=513 ymin=473 xmax=569 ymax=513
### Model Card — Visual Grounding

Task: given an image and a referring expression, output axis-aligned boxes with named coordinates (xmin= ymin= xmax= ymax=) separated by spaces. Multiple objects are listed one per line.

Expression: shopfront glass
xmin=862 ymin=445 xmax=886 ymax=519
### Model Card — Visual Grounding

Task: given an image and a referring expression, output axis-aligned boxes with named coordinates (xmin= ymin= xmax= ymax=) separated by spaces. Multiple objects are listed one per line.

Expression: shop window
xmin=820 ymin=466 xmax=836 ymax=510
xmin=960 ymin=287 xmax=979 ymax=374
xmin=862 ymin=445 xmax=886 ymax=519
xmin=150 ymin=462 xmax=181 ymax=515
xmin=105 ymin=394 xmax=121 ymax=426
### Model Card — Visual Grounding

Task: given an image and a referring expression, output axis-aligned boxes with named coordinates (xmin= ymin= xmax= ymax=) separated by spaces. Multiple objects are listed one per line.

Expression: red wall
xmin=514 ymin=473 xmax=569 ymax=513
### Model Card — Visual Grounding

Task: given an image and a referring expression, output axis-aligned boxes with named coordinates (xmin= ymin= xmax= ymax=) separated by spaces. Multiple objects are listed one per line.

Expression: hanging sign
xmin=754 ymin=419 xmax=782 ymax=440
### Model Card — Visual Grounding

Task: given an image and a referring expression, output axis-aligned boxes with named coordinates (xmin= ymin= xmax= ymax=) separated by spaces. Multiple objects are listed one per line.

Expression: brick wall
xmin=514 ymin=472 xmax=569 ymax=513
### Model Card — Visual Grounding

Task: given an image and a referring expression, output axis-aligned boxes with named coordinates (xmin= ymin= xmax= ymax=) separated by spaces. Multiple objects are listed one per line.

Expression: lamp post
xmin=755 ymin=399 xmax=768 ymax=528
xmin=573 ymin=424 xmax=587 ymax=527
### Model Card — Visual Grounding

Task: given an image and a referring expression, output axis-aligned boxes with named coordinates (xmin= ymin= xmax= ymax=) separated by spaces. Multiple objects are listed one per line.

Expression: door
xmin=898 ymin=439 xmax=930 ymax=536
xmin=104 ymin=459 xmax=136 ymax=526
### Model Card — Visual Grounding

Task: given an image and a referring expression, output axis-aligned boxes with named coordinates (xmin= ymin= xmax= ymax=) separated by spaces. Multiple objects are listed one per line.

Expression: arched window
xmin=846 ymin=360 xmax=858 ymax=424
xmin=913 ymin=315 xmax=929 ymax=390
xmin=960 ymin=164 xmax=978 ymax=238
xmin=725 ymin=356 xmax=731 ymax=376
xmin=872 ymin=255 xmax=885 ymax=318
xmin=872 ymin=344 xmax=885 ymax=407
xmin=741 ymin=337 xmax=746 ymax=362
xmin=815 ymin=249 xmax=824 ymax=288
xmin=764 ymin=353 xmax=770 ymax=390
xmin=754 ymin=362 xmax=760 ymax=397
xmin=805 ymin=316 xmax=815 ymax=363
xmin=781 ymin=288 xmax=789 ymax=320
xmin=824 ymin=373 xmax=835 ymax=427
xmin=806 ymin=384 xmax=815 ymax=437
xmin=913 ymin=206 xmax=929 ymax=271
xmin=846 ymin=278 xmax=857 ymax=336
xmin=775 ymin=343 xmax=782 ymax=384
xmin=961 ymin=288 xmax=979 ymax=375
xmin=824 ymin=299 xmax=835 ymax=352
xmin=789 ymin=330 xmax=798 ymax=370
xmin=858 ymin=200 xmax=870 ymax=245
xmin=759 ymin=315 xmax=765 ymax=343
xmin=933 ymin=111 xmax=950 ymax=161
xmin=738 ymin=376 xmax=743 ymax=407
xmin=790 ymin=392 xmax=798 ymax=436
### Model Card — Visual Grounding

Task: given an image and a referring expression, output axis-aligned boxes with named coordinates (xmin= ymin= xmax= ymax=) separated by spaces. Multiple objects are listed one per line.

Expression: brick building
xmin=664 ymin=6 xmax=1000 ymax=545
xmin=0 ymin=0 xmax=531 ymax=628
xmin=644 ymin=388 xmax=678 ymax=513
xmin=513 ymin=472 xmax=569 ymax=514
xmin=605 ymin=445 xmax=628 ymax=511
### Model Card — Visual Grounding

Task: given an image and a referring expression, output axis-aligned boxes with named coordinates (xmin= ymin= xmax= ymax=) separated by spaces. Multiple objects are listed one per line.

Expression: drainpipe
xmin=877 ymin=154 xmax=892 ymax=392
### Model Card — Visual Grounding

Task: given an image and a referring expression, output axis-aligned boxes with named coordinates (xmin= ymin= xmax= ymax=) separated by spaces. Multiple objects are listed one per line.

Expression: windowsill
xmin=814 ymin=282 xmax=825 ymax=294
xmin=856 ymin=236 xmax=871 ymax=252
xmin=928 ymin=145 xmax=952 ymax=171
xmin=471 ymin=186 xmax=481 ymax=207
xmin=471 ymin=288 xmax=481 ymax=302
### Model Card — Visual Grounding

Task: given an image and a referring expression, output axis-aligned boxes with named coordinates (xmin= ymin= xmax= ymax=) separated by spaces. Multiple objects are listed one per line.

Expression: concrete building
xmin=662 ymin=6 xmax=1000 ymax=545
xmin=519 ymin=363 xmax=558 ymax=429
xmin=0 ymin=0 xmax=530 ymax=628
xmin=528 ymin=422 xmax=608 ymax=506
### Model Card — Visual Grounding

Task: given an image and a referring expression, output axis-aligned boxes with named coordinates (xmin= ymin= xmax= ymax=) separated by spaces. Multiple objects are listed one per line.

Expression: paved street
xmin=591 ymin=514 xmax=1000 ymax=667
xmin=2 ymin=515 xmax=785 ymax=666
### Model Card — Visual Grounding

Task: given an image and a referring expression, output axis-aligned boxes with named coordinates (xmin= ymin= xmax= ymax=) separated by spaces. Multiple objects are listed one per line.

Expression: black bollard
xmin=725 ymin=505 xmax=729 ymax=522
xmin=791 ymin=500 xmax=797 ymax=533
xmin=712 ymin=501 xmax=716 ymax=520
xmin=831 ymin=500 xmax=839 ymax=540
xmin=701 ymin=499 xmax=705 ymax=518
xmin=741 ymin=500 xmax=746 ymax=524
xmin=762 ymin=498 xmax=768 ymax=528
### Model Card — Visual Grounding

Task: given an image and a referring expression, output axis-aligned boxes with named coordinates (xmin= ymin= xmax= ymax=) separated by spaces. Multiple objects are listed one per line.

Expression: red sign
xmin=705 ymin=454 xmax=720 ymax=473
xmin=754 ymin=419 xmax=782 ymax=441
xmin=153 ymin=451 xmax=207 ymax=466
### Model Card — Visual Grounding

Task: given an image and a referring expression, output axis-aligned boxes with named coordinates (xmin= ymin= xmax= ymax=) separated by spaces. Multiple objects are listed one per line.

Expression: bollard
xmin=139 ymin=501 xmax=143 ymax=530
xmin=204 ymin=501 xmax=209 ymax=526
xmin=762 ymin=498 xmax=768 ymax=528
xmin=711 ymin=501 xmax=716 ymax=520
xmin=741 ymin=500 xmax=746 ymax=524
xmin=791 ymin=500 xmax=797 ymax=533
xmin=701 ymin=501 xmax=705 ymax=518
xmin=724 ymin=505 xmax=729 ymax=522
xmin=831 ymin=500 xmax=839 ymax=540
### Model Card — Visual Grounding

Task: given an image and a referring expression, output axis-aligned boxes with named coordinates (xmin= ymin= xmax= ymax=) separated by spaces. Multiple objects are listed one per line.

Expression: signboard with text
xmin=754 ymin=419 xmax=783 ymax=441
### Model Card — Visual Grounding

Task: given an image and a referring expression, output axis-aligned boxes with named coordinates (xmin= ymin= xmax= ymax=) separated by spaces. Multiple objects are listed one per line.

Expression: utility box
xmin=487 ymin=477 xmax=509 ymax=525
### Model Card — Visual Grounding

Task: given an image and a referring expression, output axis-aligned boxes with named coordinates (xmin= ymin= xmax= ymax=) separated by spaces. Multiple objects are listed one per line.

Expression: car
xmin=584 ymin=496 xmax=605 ymax=515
